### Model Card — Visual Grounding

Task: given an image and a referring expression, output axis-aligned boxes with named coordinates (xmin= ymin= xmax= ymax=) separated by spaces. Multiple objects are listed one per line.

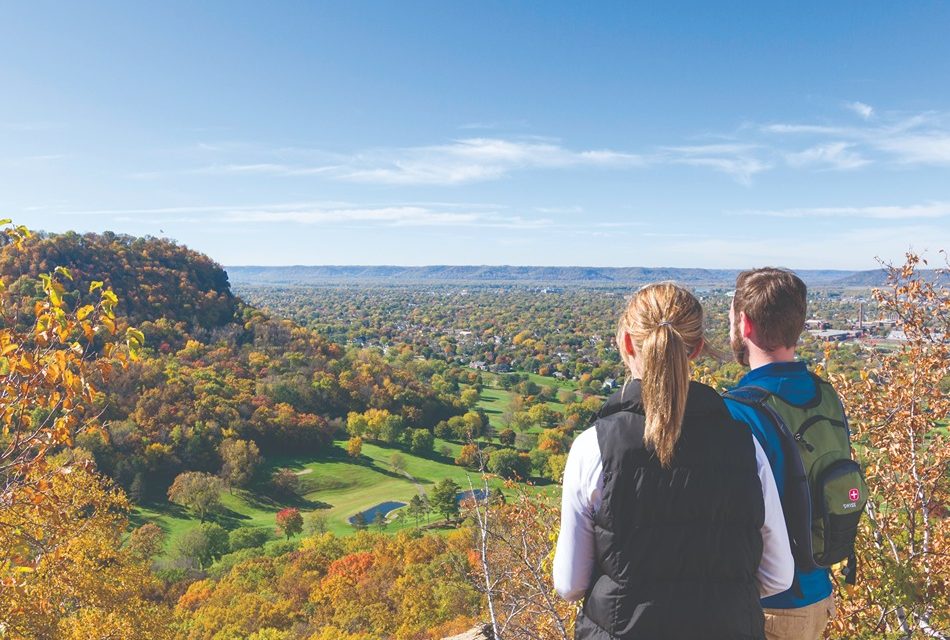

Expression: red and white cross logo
xmin=849 ymin=488 xmax=860 ymax=502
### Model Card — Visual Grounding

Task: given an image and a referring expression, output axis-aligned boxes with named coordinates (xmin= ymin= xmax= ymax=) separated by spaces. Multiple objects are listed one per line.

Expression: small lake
xmin=456 ymin=489 xmax=488 ymax=503
xmin=349 ymin=490 xmax=488 ymax=524
xmin=348 ymin=500 xmax=407 ymax=524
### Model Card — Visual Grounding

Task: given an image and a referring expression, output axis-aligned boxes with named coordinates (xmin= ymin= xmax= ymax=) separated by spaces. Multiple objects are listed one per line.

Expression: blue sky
xmin=2 ymin=2 xmax=949 ymax=269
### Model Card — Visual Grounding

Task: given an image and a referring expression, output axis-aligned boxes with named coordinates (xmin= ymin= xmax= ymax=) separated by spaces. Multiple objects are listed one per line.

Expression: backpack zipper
xmin=795 ymin=415 xmax=848 ymax=448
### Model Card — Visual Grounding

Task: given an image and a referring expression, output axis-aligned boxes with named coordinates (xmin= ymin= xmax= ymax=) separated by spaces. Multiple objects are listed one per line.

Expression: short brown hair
xmin=733 ymin=267 xmax=807 ymax=350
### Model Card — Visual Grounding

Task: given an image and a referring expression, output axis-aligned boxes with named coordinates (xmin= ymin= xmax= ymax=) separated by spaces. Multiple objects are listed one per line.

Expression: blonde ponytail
xmin=616 ymin=283 xmax=705 ymax=467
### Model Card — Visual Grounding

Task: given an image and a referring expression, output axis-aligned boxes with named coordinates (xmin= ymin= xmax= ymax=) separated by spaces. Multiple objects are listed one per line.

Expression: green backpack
xmin=724 ymin=373 xmax=867 ymax=584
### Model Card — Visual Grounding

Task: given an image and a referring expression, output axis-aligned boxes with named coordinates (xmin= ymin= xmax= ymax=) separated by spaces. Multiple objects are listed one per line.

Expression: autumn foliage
xmin=174 ymin=530 xmax=480 ymax=638
xmin=276 ymin=507 xmax=304 ymax=539
xmin=828 ymin=253 xmax=950 ymax=638
xmin=0 ymin=221 xmax=166 ymax=637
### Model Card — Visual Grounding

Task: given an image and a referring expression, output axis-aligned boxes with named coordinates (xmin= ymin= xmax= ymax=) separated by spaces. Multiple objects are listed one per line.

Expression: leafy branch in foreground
xmin=831 ymin=252 xmax=950 ymax=639
xmin=0 ymin=220 xmax=160 ymax=638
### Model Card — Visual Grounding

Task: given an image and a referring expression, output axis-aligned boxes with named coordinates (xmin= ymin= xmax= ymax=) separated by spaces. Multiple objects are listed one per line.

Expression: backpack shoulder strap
xmin=806 ymin=371 xmax=851 ymax=433
xmin=722 ymin=384 xmax=773 ymax=407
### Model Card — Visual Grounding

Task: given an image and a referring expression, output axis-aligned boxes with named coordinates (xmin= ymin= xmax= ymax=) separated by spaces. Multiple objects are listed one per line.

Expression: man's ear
xmin=622 ymin=332 xmax=636 ymax=358
xmin=739 ymin=311 xmax=754 ymax=340
xmin=688 ymin=338 xmax=704 ymax=360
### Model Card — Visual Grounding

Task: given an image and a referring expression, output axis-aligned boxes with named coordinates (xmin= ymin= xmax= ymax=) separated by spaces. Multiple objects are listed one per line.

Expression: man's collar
xmin=740 ymin=360 xmax=808 ymax=385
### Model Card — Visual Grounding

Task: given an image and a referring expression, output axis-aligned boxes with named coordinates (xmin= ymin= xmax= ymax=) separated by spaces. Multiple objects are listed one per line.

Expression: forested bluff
xmin=0 ymin=228 xmax=946 ymax=639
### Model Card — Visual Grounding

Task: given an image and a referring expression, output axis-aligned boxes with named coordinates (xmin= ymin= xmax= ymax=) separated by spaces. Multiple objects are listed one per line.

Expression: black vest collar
xmin=598 ymin=378 xmax=727 ymax=420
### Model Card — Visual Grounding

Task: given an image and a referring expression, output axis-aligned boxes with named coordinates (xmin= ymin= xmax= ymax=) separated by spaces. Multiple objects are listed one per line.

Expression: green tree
xmin=270 ymin=468 xmax=299 ymax=497
xmin=176 ymin=522 xmax=228 ymax=569
xmin=410 ymin=428 xmax=434 ymax=455
xmin=218 ymin=438 xmax=262 ymax=490
xmin=488 ymin=449 xmax=532 ymax=480
xmin=390 ymin=452 xmax=407 ymax=473
xmin=431 ymin=478 xmax=462 ymax=522
xmin=461 ymin=411 xmax=485 ymax=439
xmin=460 ymin=387 xmax=480 ymax=408
xmin=128 ymin=472 xmax=147 ymax=503
xmin=305 ymin=512 xmax=329 ymax=535
xmin=528 ymin=403 xmax=559 ymax=429
xmin=407 ymin=494 xmax=425 ymax=527
xmin=167 ymin=471 xmax=224 ymax=522
xmin=228 ymin=527 xmax=270 ymax=552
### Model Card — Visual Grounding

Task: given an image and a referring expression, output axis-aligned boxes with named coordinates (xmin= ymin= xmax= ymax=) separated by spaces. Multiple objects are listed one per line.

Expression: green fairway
xmin=475 ymin=375 xmax=586 ymax=434
xmin=133 ymin=377 xmax=583 ymax=561
xmin=133 ymin=436 xmax=512 ymax=556
xmin=478 ymin=386 xmax=515 ymax=429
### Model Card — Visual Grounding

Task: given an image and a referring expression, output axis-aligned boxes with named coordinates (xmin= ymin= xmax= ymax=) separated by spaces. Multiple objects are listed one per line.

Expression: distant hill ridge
xmin=227 ymin=264 xmax=905 ymax=287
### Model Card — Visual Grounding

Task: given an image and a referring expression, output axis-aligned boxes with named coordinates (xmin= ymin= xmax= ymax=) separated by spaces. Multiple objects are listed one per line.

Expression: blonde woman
xmin=554 ymin=283 xmax=793 ymax=640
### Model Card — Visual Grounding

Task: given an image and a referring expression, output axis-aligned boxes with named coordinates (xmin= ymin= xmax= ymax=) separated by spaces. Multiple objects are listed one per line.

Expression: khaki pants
xmin=764 ymin=594 xmax=836 ymax=640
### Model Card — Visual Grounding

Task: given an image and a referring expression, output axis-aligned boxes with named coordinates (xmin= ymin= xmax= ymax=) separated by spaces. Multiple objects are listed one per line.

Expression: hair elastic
xmin=658 ymin=320 xmax=673 ymax=327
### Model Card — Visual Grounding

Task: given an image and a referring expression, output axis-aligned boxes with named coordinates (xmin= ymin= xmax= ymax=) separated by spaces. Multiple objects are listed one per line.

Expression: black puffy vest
xmin=574 ymin=380 xmax=766 ymax=640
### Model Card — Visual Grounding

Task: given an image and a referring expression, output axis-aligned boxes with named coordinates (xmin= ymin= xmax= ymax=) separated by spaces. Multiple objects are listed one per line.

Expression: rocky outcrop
xmin=442 ymin=624 xmax=492 ymax=640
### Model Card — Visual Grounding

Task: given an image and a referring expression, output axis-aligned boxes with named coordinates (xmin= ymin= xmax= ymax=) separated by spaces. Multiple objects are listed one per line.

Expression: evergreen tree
xmin=431 ymin=478 xmax=461 ymax=522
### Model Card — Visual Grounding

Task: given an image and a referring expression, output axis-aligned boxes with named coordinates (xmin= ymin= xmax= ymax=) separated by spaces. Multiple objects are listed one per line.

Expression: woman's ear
xmin=623 ymin=332 xmax=636 ymax=358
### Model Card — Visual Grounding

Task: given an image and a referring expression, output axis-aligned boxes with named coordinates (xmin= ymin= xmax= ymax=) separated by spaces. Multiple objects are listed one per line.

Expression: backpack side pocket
xmin=814 ymin=459 xmax=867 ymax=566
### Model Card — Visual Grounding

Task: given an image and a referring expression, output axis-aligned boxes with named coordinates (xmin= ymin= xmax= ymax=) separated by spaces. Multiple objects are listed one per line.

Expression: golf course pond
xmin=348 ymin=489 xmax=490 ymax=524
xmin=348 ymin=500 xmax=407 ymax=525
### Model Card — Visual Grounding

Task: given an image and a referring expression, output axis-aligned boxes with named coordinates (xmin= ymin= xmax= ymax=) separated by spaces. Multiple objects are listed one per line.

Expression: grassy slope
xmin=134 ymin=439 xmax=485 ymax=549
xmin=134 ymin=373 xmax=578 ymax=555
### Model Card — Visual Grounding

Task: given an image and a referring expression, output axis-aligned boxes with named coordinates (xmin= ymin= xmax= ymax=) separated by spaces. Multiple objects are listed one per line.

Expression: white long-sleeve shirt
xmin=553 ymin=426 xmax=794 ymax=601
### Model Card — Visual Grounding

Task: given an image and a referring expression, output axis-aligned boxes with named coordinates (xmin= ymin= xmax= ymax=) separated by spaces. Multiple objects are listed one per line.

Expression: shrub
xmin=228 ymin=527 xmax=271 ymax=552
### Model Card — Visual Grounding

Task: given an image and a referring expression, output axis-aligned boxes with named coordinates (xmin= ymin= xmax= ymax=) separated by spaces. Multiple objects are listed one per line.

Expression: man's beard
xmin=731 ymin=317 xmax=750 ymax=367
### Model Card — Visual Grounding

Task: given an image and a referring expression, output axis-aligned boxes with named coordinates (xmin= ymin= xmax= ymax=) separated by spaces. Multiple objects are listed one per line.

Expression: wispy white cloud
xmin=174 ymin=107 xmax=950 ymax=189
xmin=761 ymin=110 xmax=950 ymax=166
xmin=785 ymin=142 xmax=870 ymax=170
xmin=336 ymin=138 xmax=645 ymax=185
xmin=188 ymin=137 xmax=644 ymax=186
xmin=53 ymin=201 xmax=552 ymax=230
xmin=845 ymin=101 xmax=874 ymax=120
xmin=534 ymin=205 xmax=584 ymax=214
xmin=223 ymin=204 xmax=550 ymax=229
xmin=195 ymin=163 xmax=295 ymax=174
xmin=458 ymin=119 xmax=529 ymax=130
xmin=761 ymin=123 xmax=849 ymax=136
xmin=659 ymin=230 xmax=944 ymax=270
xmin=593 ymin=221 xmax=648 ymax=228
xmin=734 ymin=201 xmax=950 ymax=220
xmin=874 ymin=134 xmax=950 ymax=165
xmin=659 ymin=144 xmax=770 ymax=185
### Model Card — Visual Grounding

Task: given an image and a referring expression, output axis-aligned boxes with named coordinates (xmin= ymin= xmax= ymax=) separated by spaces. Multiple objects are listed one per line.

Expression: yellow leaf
xmin=126 ymin=327 xmax=145 ymax=345
xmin=17 ymin=355 xmax=32 ymax=374
xmin=48 ymin=286 xmax=62 ymax=308
xmin=76 ymin=304 xmax=95 ymax=321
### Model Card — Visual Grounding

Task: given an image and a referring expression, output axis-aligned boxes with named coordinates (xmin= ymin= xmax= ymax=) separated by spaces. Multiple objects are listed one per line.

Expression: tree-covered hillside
xmin=0 ymin=231 xmax=238 ymax=333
